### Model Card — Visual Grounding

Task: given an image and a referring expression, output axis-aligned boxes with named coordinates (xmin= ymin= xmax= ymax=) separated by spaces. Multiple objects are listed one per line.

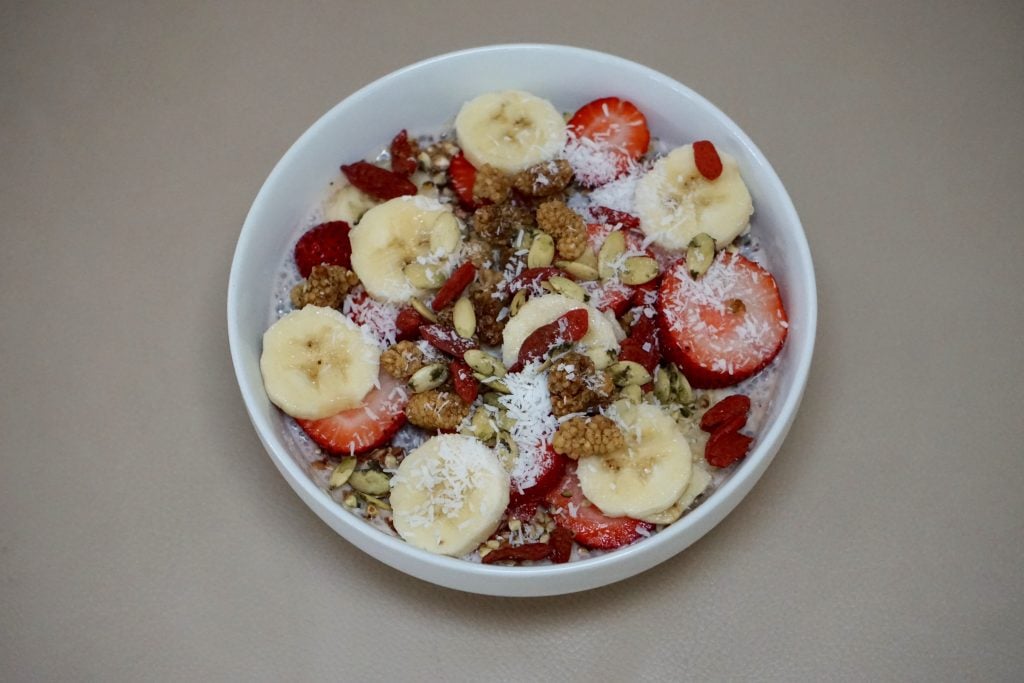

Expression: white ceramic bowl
xmin=227 ymin=44 xmax=816 ymax=597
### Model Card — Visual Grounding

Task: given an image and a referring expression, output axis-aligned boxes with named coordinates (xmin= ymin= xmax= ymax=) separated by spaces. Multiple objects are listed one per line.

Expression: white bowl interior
xmin=228 ymin=44 xmax=816 ymax=596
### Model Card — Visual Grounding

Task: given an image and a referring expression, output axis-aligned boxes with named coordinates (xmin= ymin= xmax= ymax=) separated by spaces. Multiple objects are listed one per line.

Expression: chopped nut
xmin=290 ymin=265 xmax=359 ymax=309
xmin=551 ymin=415 xmax=626 ymax=459
xmin=462 ymin=238 xmax=493 ymax=268
xmin=536 ymin=199 xmax=586 ymax=260
xmin=547 ymin=352 xmax=614 ymax=416
xmin=380 ymin=341 xmax=428 ymax=381
xmin=512 ymin=159 xmax=574 ymax=197
xmin=473 ymin=164 xmax=512 ymax=204
xmin=406 ymin=390 xmax=471 ymax=431
xmin=473 ymin=204 xmax=534 ymax=243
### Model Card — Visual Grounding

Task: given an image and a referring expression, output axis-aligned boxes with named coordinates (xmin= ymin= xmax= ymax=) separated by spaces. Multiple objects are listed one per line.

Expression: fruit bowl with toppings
xmin=227 ymin=44 xmax=816 ymax=596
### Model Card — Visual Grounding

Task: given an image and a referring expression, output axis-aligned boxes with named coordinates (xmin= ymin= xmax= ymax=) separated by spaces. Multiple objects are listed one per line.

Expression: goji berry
xmin=341 ymin=161 xmax=417 ymax=201
xmin=693 ymin=140 xmax=723 ymax=181
xmin=590 ymin=206 xmax=641 ymax=230
xmin=431 ymin=262 xmax=477 ymax=312
xmin=395 ymin=306 xmax=424 ymax=341
xmin=704 ymin=427 xmax=753 ymax=468
xmin=449 ymin=360 xmax=479 ymax=404
xmin=419 ymin=323 xmax=478 ymax=357
xmin=481 ymin=543 xmax=551 ymax=565
xmin=510 ymin=308 xmax=589 ymax=372
xmin=548 ymin=526 xmax=573 ymax=564
xmin=700 ymin=394 xmax=751 ymax=432
xmin=389 ymin=129 xmax=417 ymax=177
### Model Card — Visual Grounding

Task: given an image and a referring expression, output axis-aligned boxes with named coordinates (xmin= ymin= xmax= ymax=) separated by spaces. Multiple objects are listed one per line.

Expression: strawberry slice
xmin=545 ymin=465 xmax=652 ymax=550
xmin=294 ymin=221 xmax=352 ymax=278
xmin=296 ymin=373 xmax=409 ymax=456
xmin=448 ymin=151 xmax=477 ymax=208
xmin=658 ymin=252 xmax=788 ymax=388
xmin=509 ymin=446 xmax=567 ymax=509
xmin=341 ymin=161 xmax=417 ymax=201
xmin=567 ymin=97 xmax=650 ymax=184
xmin=618 ymin=308 xmax=659 ymax=374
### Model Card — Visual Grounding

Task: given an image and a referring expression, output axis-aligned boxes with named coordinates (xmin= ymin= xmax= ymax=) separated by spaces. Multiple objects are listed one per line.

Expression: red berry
xmin=509 ymin=446 xmax=566 ymax=509
xmin=296 ymin=373 xmax=409 ymax=456
xmin=510 ymin=308 xmax=589 ymax=372
xmin=700 ymin=394 xmax=751 ymax=432
xmin=658 ymin=252 xmax=788 ymax=388
xmin=389 ymin=129 xmax=417 ymax=177
xmin=567 ymin=97 xmax=650 ymax=184
xmin=693 ymin=140 xmax=723 ymax=181
xmin=341 ymin=161 xmax=417 ymax=201
xmin=449 ymin=360 xmax=479 ymax=405
xmin=545 ymin=466 xmax=652 ymax=550
xmin=618 ymin=309 xmax=659 ymax=374
xmin=548 ymin=525 xmax=573 ymax=564
xmin=704 ymin=426 xmax=753 ymax=468
xmin=394 ymin=306 xmax=424 ymax=341
xmin=448 ymin=152 xmax=477 ymax=208
xmin=589 ymin=206 xmax=641 ymax=230
xmin=480 ymin=543 xmax=551 ymax=565
xmin=293 ymin=221 xmax=352 ymax=278
xmin=431 ymin=262 xmax=477 ymax=312
xmin=418 ymin=323 xmax=478 ymax=358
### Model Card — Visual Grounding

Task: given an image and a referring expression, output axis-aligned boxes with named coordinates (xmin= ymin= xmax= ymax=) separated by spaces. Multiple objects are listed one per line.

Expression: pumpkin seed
xmin=619 ymin=384 xmax=643 ymax=403
xmin=527 ymin=232 xmax=555 ymax=268
xmin=598 ymin=230 xmax=627 ymax=279
xmin=360 ymin=493 xmax=391 ymax=512
xmin=609 ymin=360 xmax=653 ymax=387
xmin=403 ymin=262 xmax=447 ymax=289
xmin=686 ymin=233 xmax=716 ymax=279
xmin=668 ymin=363 xmax=694 ymax=405
xmin=408 ymin=363 xmax=448 ymax=393
xmin=509 ymin=288 xmax=529 ymax=316
xmin=463 ymin=349 xmax=506 ymax=377
xmin=546 ymin=276 xmax=586 ymax=302
xmin=482 ymin=392 xmax=503 ymax=408
xmin=585 ymin=345 xmax=617 ymax=371
xmin=495 ymin=408 xmax=517 ymax=431
xmin=429 ymin=213 xmax=462 ymax=254
xmin=495 ymin=431 xmax=519 ymax=472
xmin=453 ymin=297 xmax=476 ymax=338
xmin=653 ymin=365 xmax=674 ymax=403
xmin=478 ymin=375 xmax=511 ymax=394
xmin=619 ymin=256 xmax=659 ymax=285
xmin=328 ymin=457 xmax=357 ymax=490
xmin=555 ymin=259 xmax=599 ymax=281
xmin=409 ymin=297 xmax=438 ymax=323
xmin=348 ymin=468 xmax=391 ymax=496
xmin=463 ymin=409 xmax=497 ymax=443
xmin=576 ymin=246 xmax=599 ymax=270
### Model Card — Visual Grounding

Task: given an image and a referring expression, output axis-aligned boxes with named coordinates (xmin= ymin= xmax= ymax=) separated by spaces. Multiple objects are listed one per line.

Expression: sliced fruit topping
xmin=692 ymin=140 xmax=723 ymax=180
xmin=508 ymin=445 xmax=566 ymax=509
xmin=510 ymin=308 xmax=589 ymax=372
xmin=658 ymin=252 xmax=788 ymax=388
xmin=431 ymin=261 xmax=477 ymax=312
xmin=260 ymin=306 xmax=380 ymax=420
xmin=341 ymin=160 xmax=417 ymax=201
xmin=617 ymin=309 xmax=659 ymax=374
xmin=545 ymin=465 xmax=653 ymax=550
xmin=448 ymin=151 xmax=478 ymax=208
xmin=576 ymin=403 xmax=691 ymax=518
xmin=296 ymin=371 xmax=410 ymax=455
xmin=348 ymin=196 xmax=463 ymax=303
xmin=633 ymin=143 xmax=753 ymax=251
xmin=419 ymin=323 xmax=478 ymax=357
xmin=390 ymin=434 xmax=510 ymax=557
xmin=389 ymin=129 xmax=418 ymax=177
xmin=700 ymin=394 xmax=751 ymax=432
xmin=294 ymin=221 xmax=353 ymax=278
xmin=455 ymin=90 xmax=567 ymax=174
xmin=566 ymin=97 xmax=650 ymax=186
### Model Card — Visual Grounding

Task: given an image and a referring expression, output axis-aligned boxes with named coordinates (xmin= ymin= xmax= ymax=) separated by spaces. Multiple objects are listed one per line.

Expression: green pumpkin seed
xmin=527 ymin=232 xmax=555 ymax=268
xmin=404 ymin=262 xmax=447 ymax=289
xmin=546 ymin=276 xmax=586 ymax=302
xmin=348 ymin=469 xmax=391 ymax=496
xmin=686 ymin=233 xmax=716 ymax=279
xmin=609 ymin=360 xmax=653 ymax=387
xmin=360 ymin=493 xmax=391 ymax=512
xmin=453 ymin=297 xmax=476 ymax=338
xmin=619 ymin=256 xmax=659 ymax=285
xmin=598 ymin=230 xmax=627 ymax=279
xmin=328 ymin=457 xmax=357 ymax=490
xmin=555 ymin=260 xmax=599 ymax=281
xmin=408 ymin=363 xmax=448 ymax=393
xmin=409 ymin=297 xmax=438 ymax=323
xmin=463 ymin=349 xmax=506 ymax=377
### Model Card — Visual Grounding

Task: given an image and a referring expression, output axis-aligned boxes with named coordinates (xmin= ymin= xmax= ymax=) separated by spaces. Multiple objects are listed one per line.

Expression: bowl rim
xmin=227 ymin=42 xmax=817 ymax=596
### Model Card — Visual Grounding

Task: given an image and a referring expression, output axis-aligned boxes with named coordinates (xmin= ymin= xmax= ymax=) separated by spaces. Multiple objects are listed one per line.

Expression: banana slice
xmin=322 ymin=182 xmax=378 ymax=225
xmin=260 ymin=306 xmax=381 ymax=420
xmin=455 ymin=90 xmax=567 ymax=174
xmin=576 ymin=403 xmax=692 ymax=518
xmin=636 ymin=461 xmax=712 ymax=525
xmin=633 ymin=144 xmax=753 ymax=251
xmin=349 ymin=195 xmax=464 ymax=303
xmin=500 ymin=294 xmax=624 ymax=370
xmin=390 ymin=435 xmax=510 ymax=557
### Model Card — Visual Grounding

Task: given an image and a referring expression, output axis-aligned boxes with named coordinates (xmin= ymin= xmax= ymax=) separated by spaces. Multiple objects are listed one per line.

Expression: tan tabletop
xmin=3 ymin=1 xmax=1022 ymax=680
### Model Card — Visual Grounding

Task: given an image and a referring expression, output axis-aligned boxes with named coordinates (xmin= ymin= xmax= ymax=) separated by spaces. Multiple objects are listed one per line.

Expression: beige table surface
xmin=3 ymin=1 xmax=1022 ymax=680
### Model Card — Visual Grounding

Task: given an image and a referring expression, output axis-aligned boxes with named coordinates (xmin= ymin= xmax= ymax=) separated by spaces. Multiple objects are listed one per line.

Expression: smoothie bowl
xmin=227 ymin=44 xmax=816 ymax=596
